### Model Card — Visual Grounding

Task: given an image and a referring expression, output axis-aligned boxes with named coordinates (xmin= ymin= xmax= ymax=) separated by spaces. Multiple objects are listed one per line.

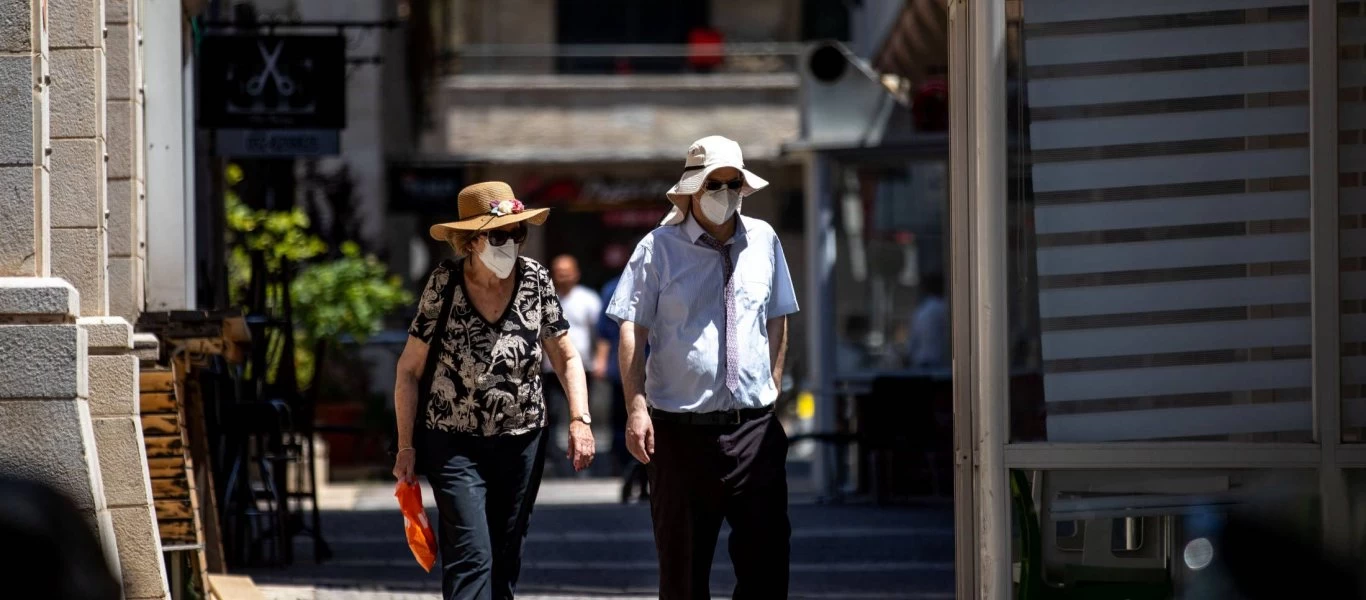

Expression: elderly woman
xmin=392 ymin=181 xmax=595 ymax=600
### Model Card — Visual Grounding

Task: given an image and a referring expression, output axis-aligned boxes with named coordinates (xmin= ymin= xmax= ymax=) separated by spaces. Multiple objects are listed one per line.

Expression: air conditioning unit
xmin=798 ymin=41 xmax=901 ymax=147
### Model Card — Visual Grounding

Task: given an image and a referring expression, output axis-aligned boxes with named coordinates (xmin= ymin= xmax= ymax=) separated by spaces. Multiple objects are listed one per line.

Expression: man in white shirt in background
xmin=543 ymin=254 xmax=602 ymax=475
xmin=907 ymin=273 xmax=949 ymax=370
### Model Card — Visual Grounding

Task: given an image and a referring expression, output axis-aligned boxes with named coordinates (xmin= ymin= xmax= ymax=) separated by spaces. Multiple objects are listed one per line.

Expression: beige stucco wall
xmin=441 ymin=74 xmax=800 ymax=162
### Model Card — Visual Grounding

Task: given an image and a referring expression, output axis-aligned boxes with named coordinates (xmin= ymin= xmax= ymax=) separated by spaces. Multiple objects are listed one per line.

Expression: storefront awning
xmin=872 ymin=0 xmax=949 ymax=85
xmin=785 ymin=1 xmax=950 ymax=155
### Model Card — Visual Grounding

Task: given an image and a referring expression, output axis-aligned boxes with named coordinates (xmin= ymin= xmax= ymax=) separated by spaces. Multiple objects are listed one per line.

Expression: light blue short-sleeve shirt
xmin=607 ymin=215 xmax=799 ymax=413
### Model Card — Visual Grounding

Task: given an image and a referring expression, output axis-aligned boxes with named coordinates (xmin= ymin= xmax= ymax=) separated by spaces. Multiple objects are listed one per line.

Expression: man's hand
xmin=568 ymin=421 xmax=596 ymax=472
xmin=591 ymin=362 xmax=609 ymax=381
xmin=392 ymin=448 xmax=417 ymax=484
xmin=626 ymin=409 xmax=655 ymax=464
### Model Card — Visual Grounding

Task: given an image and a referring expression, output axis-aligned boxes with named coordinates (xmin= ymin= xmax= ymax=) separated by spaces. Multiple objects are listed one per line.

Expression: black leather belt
xmin=649 ymin=406 xmax=773 ymax=426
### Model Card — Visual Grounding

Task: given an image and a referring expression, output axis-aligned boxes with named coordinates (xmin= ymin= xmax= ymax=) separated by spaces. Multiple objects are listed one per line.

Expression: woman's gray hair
xmin=446 ymin=230 xmax=479 ymax=257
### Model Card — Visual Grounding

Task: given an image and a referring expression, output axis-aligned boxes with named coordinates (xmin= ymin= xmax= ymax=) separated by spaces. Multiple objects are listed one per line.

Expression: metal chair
xmin=216 ymin=253 xmax=330 ymax=566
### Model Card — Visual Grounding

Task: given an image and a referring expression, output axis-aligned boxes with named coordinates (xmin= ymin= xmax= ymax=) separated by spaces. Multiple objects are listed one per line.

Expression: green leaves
xmin=224 ymin=195 xmax=412 ymax=389
xmin=224 ymin=196 xmax=327 ymax=267
xmin=291 ymin=251 xmax=413 ymax=345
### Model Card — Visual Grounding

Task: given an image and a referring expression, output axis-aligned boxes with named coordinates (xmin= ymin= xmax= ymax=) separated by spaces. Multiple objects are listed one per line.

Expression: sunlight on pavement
xmin=259 ymin=586 xmax=662 ymax=600
xmin=317 ymin=479 xmax=624 ymax=512
xmin=246 ymin=478 xmax=954 ymax=599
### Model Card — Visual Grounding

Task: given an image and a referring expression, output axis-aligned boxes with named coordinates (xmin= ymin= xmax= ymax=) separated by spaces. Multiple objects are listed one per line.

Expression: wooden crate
xmin=140 ymin=367 xmax=201 ymax=550
xmin=137 ymin=315 xmax=242 ymax=577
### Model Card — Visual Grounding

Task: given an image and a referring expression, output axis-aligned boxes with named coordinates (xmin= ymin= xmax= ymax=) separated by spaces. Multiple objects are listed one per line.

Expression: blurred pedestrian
xmin=542 ymin=255 xmax=601 ymax=476
xmin=836 ymin=314 xmax=872 ymax=374
xmin=392 ymin=181 xmax=594 ymax=600
xmin=592 ymin=275 xmax=623 ymax=466
xmin=593 ymin=273 xmax=650 ymax=500
xmin=608 ymin=136 xmax=800 ymax=599
xmin=907 ymin=273 xmax=949 ymax=369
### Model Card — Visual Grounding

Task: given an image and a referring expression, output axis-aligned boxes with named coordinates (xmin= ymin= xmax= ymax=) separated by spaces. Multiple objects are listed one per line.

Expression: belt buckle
xmin=729 ymin=408 xmax=743 ymax=425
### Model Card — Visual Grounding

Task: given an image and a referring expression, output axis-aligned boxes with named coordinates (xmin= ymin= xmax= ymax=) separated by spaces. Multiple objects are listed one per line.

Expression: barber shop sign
xmin=198 ymin=34 xmax=347 ymax=130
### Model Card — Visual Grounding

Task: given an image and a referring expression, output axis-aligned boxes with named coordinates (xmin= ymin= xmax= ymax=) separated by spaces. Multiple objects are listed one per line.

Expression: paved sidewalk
xmin=257 ymin=480 xmax=659 ymax=600
xmin=258 ymin=585 xmax=660 ymax=600
xmin=319 ymin=479 xmax=626 ymax=511
xmin=245 ymin=477 xmax=954 ymax=600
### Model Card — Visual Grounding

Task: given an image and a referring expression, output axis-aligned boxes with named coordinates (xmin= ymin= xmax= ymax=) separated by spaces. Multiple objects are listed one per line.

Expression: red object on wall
xmin=913 ymin=77 xmax=949 ymax=132
xmin=688 ymin=28 xmax=724 ymax=71
xmin=602 ymin=244 xmax=630 ymax=269
xmin=316 ymin=403 xmax=364 ymax=466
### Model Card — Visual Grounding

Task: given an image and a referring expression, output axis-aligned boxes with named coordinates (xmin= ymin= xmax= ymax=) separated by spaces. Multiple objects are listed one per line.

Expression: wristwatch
xmin=571 ymin=412 xmax=592 ymax=425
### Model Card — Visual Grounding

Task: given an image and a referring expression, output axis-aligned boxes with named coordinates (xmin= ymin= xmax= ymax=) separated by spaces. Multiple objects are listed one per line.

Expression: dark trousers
xmin=542 ymin=374 xmax=574 ymax=477
xmin=607 ymin=378 xmax=630 ymax=473
xmin=649 ymin=412 xmax=791 ymax=600
xmin=608 ymin=378 xmax=650 ymax=500
xmin=422 ymin=428 xmax=547 ymax=600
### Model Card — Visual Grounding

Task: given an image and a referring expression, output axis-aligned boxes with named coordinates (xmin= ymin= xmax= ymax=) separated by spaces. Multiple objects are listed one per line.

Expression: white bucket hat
xmin=661 ymin=135 xmax=769 ymax=226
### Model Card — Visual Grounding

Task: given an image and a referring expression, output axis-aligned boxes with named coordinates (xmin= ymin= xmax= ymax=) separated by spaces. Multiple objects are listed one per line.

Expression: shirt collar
xmin=682 ymin=214 xmax=746 ymax=245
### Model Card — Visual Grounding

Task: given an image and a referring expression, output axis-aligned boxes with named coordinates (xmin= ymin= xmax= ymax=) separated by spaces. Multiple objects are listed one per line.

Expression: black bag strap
xmin=415 ymin=259 xmax=461 ymax=431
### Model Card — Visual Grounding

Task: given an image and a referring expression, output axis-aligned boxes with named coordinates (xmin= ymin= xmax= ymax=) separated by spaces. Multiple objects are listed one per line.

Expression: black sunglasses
xmin=703 ymin=177 xmax=744 ymax=192
xmin=481 ymin=225 xmax=528 ymax=247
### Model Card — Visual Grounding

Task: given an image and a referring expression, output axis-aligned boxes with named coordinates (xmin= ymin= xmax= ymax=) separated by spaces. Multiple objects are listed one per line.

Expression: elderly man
xmin=608 ymin=136 xmax=799 ymax=599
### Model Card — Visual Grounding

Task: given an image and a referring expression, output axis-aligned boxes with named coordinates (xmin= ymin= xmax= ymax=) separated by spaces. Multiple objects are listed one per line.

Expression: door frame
xmin=949 ymin=0 xmax=1359 ymax=597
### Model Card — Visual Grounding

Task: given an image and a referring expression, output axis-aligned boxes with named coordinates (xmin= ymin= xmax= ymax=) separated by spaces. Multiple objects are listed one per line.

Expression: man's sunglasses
xmin=703 ymin=178 xmax=744 ymax=192
xmin=481 ymin=225 xmax=528 ymax=247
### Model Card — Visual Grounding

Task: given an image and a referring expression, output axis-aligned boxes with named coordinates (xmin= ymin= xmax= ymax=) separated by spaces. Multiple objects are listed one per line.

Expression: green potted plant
xmin=225 ymin=191 xmax=412 ymax=468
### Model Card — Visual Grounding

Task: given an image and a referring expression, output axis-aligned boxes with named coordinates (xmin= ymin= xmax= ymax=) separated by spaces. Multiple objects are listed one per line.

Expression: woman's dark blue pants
xmin=422 ymin=428 xmax=547 ymax=600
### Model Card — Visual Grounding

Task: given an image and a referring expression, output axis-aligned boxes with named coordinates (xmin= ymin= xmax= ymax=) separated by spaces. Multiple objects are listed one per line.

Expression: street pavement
xmin=246 ymin=477 xmax=955 ymax=600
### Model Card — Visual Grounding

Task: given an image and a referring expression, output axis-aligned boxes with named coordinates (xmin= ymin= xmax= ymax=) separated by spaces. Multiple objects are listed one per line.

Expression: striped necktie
xmin=698 ymin=233 xmax=740 ymax=396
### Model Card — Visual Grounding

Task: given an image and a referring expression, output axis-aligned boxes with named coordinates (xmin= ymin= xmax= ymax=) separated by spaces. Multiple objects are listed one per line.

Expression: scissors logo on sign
xmin=247 ymin=40 xmax=295 ymax=97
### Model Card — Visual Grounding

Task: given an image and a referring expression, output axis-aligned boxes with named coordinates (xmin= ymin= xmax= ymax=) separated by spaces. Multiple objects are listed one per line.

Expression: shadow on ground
xmin=242 ymin=483 xmax=955 ymax=599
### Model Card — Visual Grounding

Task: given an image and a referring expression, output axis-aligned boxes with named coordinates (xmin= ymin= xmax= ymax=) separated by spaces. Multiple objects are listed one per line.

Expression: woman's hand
xmin=392 ymin=448 xmax=417 ymax=484
xmin=568 ymin=421 xmax=596 ymax=472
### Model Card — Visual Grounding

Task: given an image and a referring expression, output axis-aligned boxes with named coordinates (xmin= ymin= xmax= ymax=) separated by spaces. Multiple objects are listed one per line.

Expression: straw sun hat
xmin=427 ymin=181 xmax=549 ymax=240
xmin=661 ymin=135 xmax=769 ymax=226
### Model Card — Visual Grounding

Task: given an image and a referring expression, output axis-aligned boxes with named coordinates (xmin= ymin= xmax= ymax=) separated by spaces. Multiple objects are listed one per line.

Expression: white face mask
xmin=477 ymin=240 xmax=518 ymax=279
xmin=698 ymin=188 xmax=741 ymax=225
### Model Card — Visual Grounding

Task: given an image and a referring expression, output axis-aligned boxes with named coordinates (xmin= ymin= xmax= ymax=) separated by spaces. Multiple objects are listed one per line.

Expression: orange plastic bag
xmin=395 ymin=480 xmax=439 ymax=572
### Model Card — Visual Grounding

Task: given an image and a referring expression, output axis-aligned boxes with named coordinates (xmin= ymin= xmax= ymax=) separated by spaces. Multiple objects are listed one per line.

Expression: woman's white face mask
xmin=477 ymin=240 xmax=518 ymax=279
xmin=698 ymin=188 xmax=741 ymax=225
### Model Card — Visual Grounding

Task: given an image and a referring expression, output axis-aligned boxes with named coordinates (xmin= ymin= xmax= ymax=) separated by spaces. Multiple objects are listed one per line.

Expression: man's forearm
xmin=620 ymin=324 xmax=649 ymax=416
xmin=768 ymin=317 xmax=788 ymax=387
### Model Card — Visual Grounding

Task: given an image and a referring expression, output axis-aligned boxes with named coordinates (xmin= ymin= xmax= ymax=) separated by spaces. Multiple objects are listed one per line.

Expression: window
xmin=1011 ymin=469 xmax=1319 ymax=598
xmin=831 ymin=160 xmax=949 ymax=376
xmin=1007 ymin=0 xmax=1314 ymax=443
xmin=555 ymin=0 xmax=710 ymax=73
xmin=1341 ymin=2 xmax=1366 ymax=442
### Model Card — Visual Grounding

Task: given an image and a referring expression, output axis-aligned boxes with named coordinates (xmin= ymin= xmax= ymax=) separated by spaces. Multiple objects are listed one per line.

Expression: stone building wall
xmin=0 ymin=1 xmax=168 ymax=598
xmin=108 ymin=0 xmax=147 ymax=322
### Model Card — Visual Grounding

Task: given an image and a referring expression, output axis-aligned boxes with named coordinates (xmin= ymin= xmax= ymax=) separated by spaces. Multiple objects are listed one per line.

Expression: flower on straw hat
xmin=490 ymin=199 xmax=525 ymax=217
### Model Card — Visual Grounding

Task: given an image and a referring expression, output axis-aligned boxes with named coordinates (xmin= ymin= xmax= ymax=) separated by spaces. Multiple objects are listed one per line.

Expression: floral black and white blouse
xmin=408 ymin=257 xmax=569 ymax=436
